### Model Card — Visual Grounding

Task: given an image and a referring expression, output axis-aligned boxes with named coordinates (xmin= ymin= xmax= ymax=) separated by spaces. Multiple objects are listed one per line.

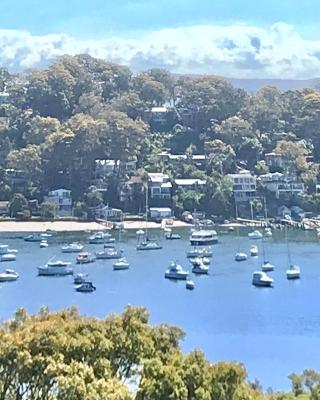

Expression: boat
xmin=40 ymin=240 xmax=48 ymax=248
xmin=202 ymin=257 xmax=211 ymax=265
xmin=113 ymin=257 xmax=130 ymax=270
xmin=165 ymin=261 xmax=189 ymax=280
xmin=0 ymin=253 xmax=16 ymax=262
xmin=261 ymin=261 xmax=275 ymax=272
xmin=252 ymin=271 xmax=273 ymax=287
xmin=187 ymin=247 xmax=213 ymax=258
xmin=235 ymin=252 xmax=248 ymax=262
xmin=264 ymin=227 xmax=273 ymax=238
xmin=37 ymin=260 xmax=73 ymax=276
xmin=192 ymin=262 xmax=209 ymax=274
xmin=96 ymin=248 xmax=123 ymax=259
xmin=61 ymin=242 xmax=84 ymax=253
xmin=76 ymin=282 xmax=96 ymax=292
xmin=40 ymin=233 xmax=52 ymax=238
xmin=24 ymin=234 xmax=45 ymax=242
xmin=250 ymin=245 xmax=258 ymax=257
xmin=248 ymin=230 xmax=263 ymax=239
xmin=74 ymin=273 xmax=88 ymax=284
xmin=186 ymin=280 xmax=195 ymax=290
xmin=88 ymin=231 xmax=115 ymax=244
xmin=190 ymin=230 xmax=218 ymax=245
xmin=165 ymin=230 xmax=181 ymax=240
xmin=286 ymin=265 xmax=301 ymax=280
xmin=76 ymin=252 xmax=96 ymax=264
xmin=0 ymin=244 xmax=17 ymax=254
xmin=285 ymin=227 xmax=300 ymax=280
xmin=0 ymin=269 xmax=19 ymax=282
xmin=137 ymin=241 xmax=162 ymax=251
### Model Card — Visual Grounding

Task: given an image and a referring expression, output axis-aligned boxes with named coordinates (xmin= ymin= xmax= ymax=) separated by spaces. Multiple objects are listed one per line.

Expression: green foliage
xmin=9 ymin=193 xmax=28 ymax=218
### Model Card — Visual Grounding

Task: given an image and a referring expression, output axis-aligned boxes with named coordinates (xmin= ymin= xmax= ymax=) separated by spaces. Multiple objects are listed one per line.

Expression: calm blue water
xmin=0 ymin=227 xmax=319 ymax=391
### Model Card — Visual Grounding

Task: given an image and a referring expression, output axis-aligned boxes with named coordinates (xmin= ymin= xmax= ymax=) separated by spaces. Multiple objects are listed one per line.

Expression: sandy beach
xmin=0 ymin=219 xmax=191 ymax=233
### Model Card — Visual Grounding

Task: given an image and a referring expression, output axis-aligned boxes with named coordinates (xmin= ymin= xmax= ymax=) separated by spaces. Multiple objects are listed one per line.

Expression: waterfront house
xmin=174 ymin=178 xmax=206 ymax=191
xmin=149 ymin=207 xmax=173 ymax=220
xmin=0 ymin=201 xmax=9 ymax=217
xmin=265 ymin=152 xmax=287 ymax=171
xmin=258 ymin=173 xmax=305 ymax=199
xmin=278 ymin=205 xmax=291 ymax=219
xmin=89 ymin=203 xmax=123 ymax=221
xmin=228 ymin=170 xmax=257 ymax=202
xmin=47 ymin=189 xmax=72 ymax=216
xmin=148 ymin=173 xmax=172 ymax=204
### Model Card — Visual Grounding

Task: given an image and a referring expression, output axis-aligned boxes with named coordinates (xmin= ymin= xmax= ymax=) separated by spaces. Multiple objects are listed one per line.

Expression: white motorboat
xmin=74 ymin=273 xmax=88 ymax=284
xmin=202 ymin=257 xmax=211 ymax=265
xmin=38 ymin=260 xmax=73 ymax=276
xmin=190 ymin=230 xmax=218 ymax=245
xmin=187 ymin=247 xmax=213 ymax=258
xmin=248 ymin=230 xmax=263 ymax=239
xmin=0 ymin=253 xmax=16 ymax=262
xmin=252 ymin=271 xmax=273 ymax=287
xmin=165 ymin=231 xmax=181 ymax=240
xmin=96 ymin=248 xmax=123 ymax=259
xmin=136 ymin=241 xmax=162 ymax=251
xmin=286 ymin=265 xmax=301 ymax=280
xmin=113 ymin=257 xmax=130 ymax=270
xmin=89 ymin=231 xmax=115 ymax=244
xmin=40 ymin=240 xmax=48 ymax=248
xmin=0 ymin=244 xmax=17 ymax=254
xmin=76 ymin=252 xmax=96 ymax=264
xmin=76 ymin=282 xmax=96 ymax=292
xmin=235 ymin=252 xmax=247 ymax=262
xmin=261 ymin=261 xmax=274 ymax=272
xmin=186 ymin=280 xmax=195 ymax=290
xmin=192 ymin=263 xmax=209 ymax=275
xmin=0 ymin=269 xmax=19 ymax=282
xmin=165 ymin=261 xmax=189 ymax=280
xmin=250 ymin=245 xmax=258 ymax=257
xmin=61 ymin=242 xmax=84 ymax=253
xmin=24 ymin=234 xmax=44 ymax=242
xmin=264 ymin=228 xmax=272 ymax=238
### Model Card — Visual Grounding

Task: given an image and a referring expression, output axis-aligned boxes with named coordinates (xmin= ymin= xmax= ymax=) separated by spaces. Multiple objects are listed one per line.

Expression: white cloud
xmin=0 ymin=23 xmax=320 ymax=78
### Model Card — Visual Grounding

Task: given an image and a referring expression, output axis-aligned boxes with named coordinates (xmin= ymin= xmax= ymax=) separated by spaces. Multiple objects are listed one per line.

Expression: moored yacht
xmin=235 ymin=252 xmax=247 ymax=262
xmin=136 ymin=241 xmax=162 ymax=251
xmin=96 ymin=248 xmax=123 ymax=259
xmin=24 ymin=233 xmax=45 ymax=242
xmin=0 ymin=269 xmax=19 ymax=282
xmin=264 ymin=227 xmax=272 ymax=238
xmin=0 ymin=253 xmax=16 ymax=262
xmin=192 ymin=262 xmax=209 ymax=275
xmin=113 ymin=257 xmax=130 ymax=270
xmin=248 ymin=230 xmax=263 ymax=239
xmin=252 ymin=271 xmax=273 ymax=287
xmin=286 ymin=265 xmax=300 ymax=280
xmin=187 ymin=247 xmax=213 ymax=258
xmin=76 ymin=282 xmax=96 ymax=292
xmin=74 ymin=273 xmax=88 ymax=284
xmin=165 ymin=261 xmax=189 ymax=280
xmin=89 ymin=231 xmax=115 ymax=244
xmin=40 ymin=240 xmax=48 ymax=248
xmin=76 ymin=252 xmax=95 ymax=264
xmin=261 ymin=261 xmax=275 ymax=272
xmin=0 ymin=244 xmax=17 ymax=254
xmin=165 ymin=230 xmax=181 ymax=240
xmin=61 ymin=242 xmax=84 ymax=253
xmin=186 ymin=280 xmax=195 ymax=290
xmin=38 ymin=260 xmax=73 ymax=276
xmin=190 ymin=230 xmax=218 ymax=245
xmin=250 ymin=245 xmax=258 ymax=257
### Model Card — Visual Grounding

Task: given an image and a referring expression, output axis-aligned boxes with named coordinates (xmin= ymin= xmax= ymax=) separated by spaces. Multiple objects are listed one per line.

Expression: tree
xmin=273 ymin=140 xmax=309 ymax=173
xmin=84 ymin=187 xmax=103 ymax=208
xmin=40 ymin=201 xmax=57 ymax=219
xmin=9 ymin=193 xmax=28 ymax=217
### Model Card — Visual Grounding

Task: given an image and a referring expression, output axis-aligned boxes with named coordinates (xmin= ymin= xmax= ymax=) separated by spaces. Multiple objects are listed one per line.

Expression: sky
xmin=1 ymin=0 xmax=320 ymax=78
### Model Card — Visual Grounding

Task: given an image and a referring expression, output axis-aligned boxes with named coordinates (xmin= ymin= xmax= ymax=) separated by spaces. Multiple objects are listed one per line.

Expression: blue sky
xmin=0 ymin=0 xmax=319 ymax=78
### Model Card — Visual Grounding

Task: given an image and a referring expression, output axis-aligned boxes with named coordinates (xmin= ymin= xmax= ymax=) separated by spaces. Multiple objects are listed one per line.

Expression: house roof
xmin=0 ymin=201 xmax=9 ymax=208
xmin=149 ymin=207 xmax=172 ymax=212
xmin=148 ymin=172 xmax=169 ymax=182
xmin=161 ymin=182 xmax=172 ymax=188
xmin=175 ymin=179 xmax=206 ymax=186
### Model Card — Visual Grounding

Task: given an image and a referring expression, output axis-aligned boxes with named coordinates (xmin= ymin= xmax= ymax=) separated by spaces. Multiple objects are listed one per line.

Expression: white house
xmin=174 ymin=179 xmax=206 ymax=191
xmin=258 ymin=173 xmax=305 ymax=199
xmin=228 ymin=170 xmax=257 ymax=202
xmin=148 ymin=173 xmax=172 ymax=201
xmin=47 ymin=189 xmax=72 ymax=215
xmin=149 ymin=207 xmax=172 ymax=220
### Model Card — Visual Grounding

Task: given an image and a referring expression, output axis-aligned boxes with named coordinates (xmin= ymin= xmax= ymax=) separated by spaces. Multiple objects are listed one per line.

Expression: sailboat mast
xmin=286 ymin=225 xmax=292 ymax=266
xmin=145 ymin=182 xmax=148 ymax=238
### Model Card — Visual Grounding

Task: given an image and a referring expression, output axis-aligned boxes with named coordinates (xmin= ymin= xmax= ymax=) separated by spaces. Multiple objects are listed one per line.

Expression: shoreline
xmin=0 ymin=219 xmax=191 ymax=233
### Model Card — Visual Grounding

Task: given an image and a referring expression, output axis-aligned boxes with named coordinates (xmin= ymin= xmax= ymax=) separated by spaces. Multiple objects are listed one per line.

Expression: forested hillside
xmin=1 ymin=54 xmax=320 ymax=218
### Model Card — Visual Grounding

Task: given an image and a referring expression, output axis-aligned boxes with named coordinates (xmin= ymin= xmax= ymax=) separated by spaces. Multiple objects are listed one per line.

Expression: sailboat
xmin=285 ymin=227 xmax=300 ymax=279
xmin=260 ymin=234 xmax=275 ymax=272
xmin=234 ymin=202 xmax=247 ymax=262
xmin=248 ymin=200 xmax=263 ymax=239
xmin=113 ymin=218 xmax=130 ymax=269
xmin=136 ymin=183 xmax=162 ymax=251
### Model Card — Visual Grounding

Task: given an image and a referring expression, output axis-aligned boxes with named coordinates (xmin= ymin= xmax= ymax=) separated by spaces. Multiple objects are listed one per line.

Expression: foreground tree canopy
xmin=0 ymin=306 xmax=316 ymax=400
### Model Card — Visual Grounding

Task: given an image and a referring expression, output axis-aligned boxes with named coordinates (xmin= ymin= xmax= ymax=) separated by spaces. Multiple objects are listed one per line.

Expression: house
xmin=47 ymin=189 xmax=72 ymax=216
xmin=160 ymin=153 xmax=206 ymax=169
xmin=149 ymin=207 xmax=173 ymax=220
xmin=291 ymin=206 xmax=305 ymax=221
xmin=278 ymin=205 xmax=291 ymax=219
xmin=265 ymin=153 xmax=287 ymax=171
xmin=258 ymin=173 xmax=305 ymax=199
xmin=4 ymin=169 xmax=27 ymax=191
xmin=148 ymin=173 xmax=172 ymax=202
xmin=0 ymin=201 xmax=9 ymax=217
xmin=174 ymin=179 xmax=206 ymax=191
xmin=89 ymin=204 xmax=123 ymax=221
xmin=143 ymin=106 xmax=178 ymax=131
xmin=228 ymin=170 xmax=257 ymax=202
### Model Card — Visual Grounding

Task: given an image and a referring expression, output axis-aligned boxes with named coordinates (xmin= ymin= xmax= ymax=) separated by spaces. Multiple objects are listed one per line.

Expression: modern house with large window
xmin=148 ymin=173 xmax=172 ymax=205
xmin=228 ymin=170 xmax=257 ymax=202
xmin=47 ymin=189 xmax=72 ymax=216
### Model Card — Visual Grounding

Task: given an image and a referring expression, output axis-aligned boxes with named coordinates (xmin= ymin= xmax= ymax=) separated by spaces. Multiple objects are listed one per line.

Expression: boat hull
xmin=190 ymin=239 xmax=218 ymax=246
xmin=165 ymin=273 xmax=188 ymax=280
xmin=37 ymin=267 xmax=73 ymax=276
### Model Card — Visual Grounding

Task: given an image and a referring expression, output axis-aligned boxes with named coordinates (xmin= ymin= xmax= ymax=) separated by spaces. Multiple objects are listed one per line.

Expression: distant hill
xmin=226 ymin=78 xmax=320 ymax=92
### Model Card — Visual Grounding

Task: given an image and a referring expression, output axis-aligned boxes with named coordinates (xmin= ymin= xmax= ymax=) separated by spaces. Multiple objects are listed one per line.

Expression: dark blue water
xmin=0 ymin=228 xmax=319 ymax=391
